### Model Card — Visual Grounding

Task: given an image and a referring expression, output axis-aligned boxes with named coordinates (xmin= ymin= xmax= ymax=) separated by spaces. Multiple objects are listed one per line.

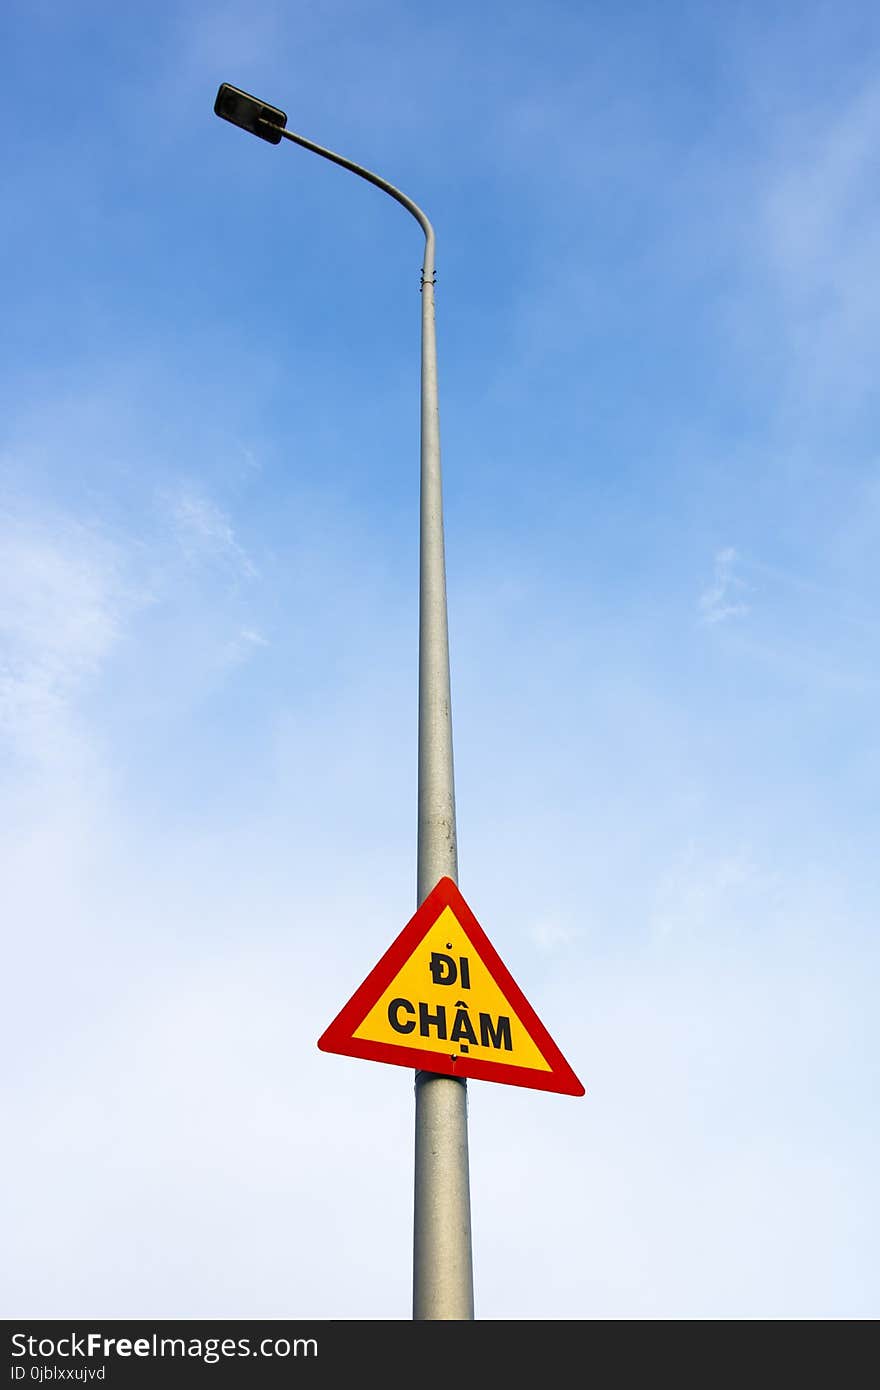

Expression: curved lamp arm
xmin=213 ymin=84 xmax=454 ymax=902
xmin=277 ymin=126 xmax=436 ymax=285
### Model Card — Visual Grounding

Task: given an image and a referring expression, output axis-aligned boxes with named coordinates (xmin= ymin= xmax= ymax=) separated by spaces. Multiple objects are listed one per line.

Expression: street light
xmin=214 ymin=83 xmax=473 ymax=1321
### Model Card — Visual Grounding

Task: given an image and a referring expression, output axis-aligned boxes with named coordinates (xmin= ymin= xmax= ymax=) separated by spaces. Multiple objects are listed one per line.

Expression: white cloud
xmin=525 ymin=918 xmax=580 ymax=952
xmin=698 ymin=546 xmax=750 ymax=626
xmin=650 ymin=841 xmax=770 ymax=940
xmin=0 ymin=508 xmax=143 ymax=773
xmin=222 ymin=625 xmax=270 ymax=667
xmin=756 ymin=77 xmax=880 ymax=414
xmin=0 ymin=515 xmax=122 ymax=682
xmin=162 ymin=485 xmax=257 ymax=580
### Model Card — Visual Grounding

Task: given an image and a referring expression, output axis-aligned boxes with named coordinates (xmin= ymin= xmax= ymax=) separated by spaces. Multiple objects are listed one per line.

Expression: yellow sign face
xmin=318 ymin=877 xmax=585 ymax=1096
xmin=353 ymin=905 xmax=551 ymax=1071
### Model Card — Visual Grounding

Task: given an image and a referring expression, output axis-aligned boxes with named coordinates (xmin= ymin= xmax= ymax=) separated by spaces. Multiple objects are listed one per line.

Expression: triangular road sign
xmin=318 ymin=876 xmax=584 ymax=1097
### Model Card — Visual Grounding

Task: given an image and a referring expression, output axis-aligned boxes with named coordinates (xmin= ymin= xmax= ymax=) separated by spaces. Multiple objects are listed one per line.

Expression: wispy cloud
xmin=222 ymin=626 xmax=270 ymax=667
xmin=756 ymin=77 xmax=880 ymax=415
xmin=698 ymin=547 xmax=749 ymax=626
xmin=162 ymin=485 xmax=257 ymax=580
xmin=525 ymin=918 xmax=581 ymax=953
xmin=0 ymin=508 xmax=142 ymax=772
xmin=650 ymin=842 xmax=770 ymax=939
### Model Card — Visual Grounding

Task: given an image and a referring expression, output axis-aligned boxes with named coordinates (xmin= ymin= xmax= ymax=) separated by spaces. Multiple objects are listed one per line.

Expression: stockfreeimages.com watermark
xmin=11 ymin=1331 xmax=318 ymax=1377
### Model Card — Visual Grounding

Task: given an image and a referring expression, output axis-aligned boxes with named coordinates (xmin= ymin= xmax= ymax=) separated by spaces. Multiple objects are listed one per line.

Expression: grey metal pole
xmin=277 ymin=126 xmax=474 ymax=1320
xmin=413 ymin=232 xmax=474 ymax=1323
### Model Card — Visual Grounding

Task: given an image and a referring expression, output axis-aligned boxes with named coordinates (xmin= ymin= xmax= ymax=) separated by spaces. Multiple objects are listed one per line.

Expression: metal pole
xmin=278 ymin=127 xmax=474 ymax=1320
xmin=413 ymin=232 xmax=474 ymax=1323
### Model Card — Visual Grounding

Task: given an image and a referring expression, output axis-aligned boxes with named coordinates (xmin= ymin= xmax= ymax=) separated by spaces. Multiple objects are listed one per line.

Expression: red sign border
xmin=317 ymin=876 xmax=585 ymax=1097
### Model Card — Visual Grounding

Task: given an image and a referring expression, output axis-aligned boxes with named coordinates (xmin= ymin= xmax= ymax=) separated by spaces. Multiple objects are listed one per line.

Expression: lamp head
xmin=214 ymin=84 xmax=287 ymax=144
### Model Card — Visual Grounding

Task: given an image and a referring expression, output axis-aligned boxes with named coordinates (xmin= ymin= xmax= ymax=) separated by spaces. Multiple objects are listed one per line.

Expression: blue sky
xmin=3 ymin=0 xmax=879 ymax=1319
